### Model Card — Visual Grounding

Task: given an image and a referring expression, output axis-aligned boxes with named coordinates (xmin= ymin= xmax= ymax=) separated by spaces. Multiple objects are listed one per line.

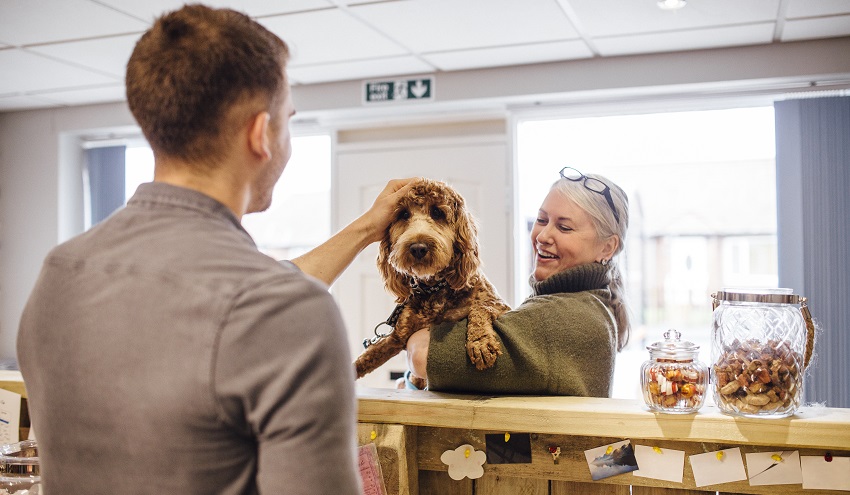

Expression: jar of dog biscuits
xmin=711 ymin=289 xmax=815 ymax=418
xmin=641 ymin=329 xmax=708 ymax=414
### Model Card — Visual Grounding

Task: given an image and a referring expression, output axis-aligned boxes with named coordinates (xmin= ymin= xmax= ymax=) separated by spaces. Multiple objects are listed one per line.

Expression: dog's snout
xmin=410 ymin=243 xmax=429 ymax=260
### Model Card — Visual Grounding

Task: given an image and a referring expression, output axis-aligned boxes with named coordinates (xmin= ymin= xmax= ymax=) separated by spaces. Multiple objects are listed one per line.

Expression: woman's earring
xmin=600 ymin=259 xmax=609 ymax=266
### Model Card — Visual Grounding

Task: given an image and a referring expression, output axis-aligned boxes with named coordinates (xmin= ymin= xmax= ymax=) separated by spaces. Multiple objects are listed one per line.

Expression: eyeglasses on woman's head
xmin=558 ymin=166 xmax=620 ymax=225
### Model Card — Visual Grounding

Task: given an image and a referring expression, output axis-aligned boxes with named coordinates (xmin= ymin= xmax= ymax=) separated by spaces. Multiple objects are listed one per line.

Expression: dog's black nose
xmin=410 ymin=243 xmax=429 ymax=260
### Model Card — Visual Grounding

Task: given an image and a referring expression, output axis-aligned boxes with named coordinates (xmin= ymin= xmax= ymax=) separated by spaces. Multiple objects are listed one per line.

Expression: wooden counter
xmin=356 ymin=387 xmax=850 ymax=495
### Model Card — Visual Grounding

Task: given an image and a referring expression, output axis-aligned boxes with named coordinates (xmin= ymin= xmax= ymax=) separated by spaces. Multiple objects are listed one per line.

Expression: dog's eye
xmin=397 ymin=209 xmax=411 ymax=221
xmin=430 ymin=206 xmax=446 ymax=221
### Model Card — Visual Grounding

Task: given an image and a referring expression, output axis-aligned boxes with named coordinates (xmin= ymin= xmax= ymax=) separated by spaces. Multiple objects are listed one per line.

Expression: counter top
xmin=356 ymin=387 xmax=850 ymax=450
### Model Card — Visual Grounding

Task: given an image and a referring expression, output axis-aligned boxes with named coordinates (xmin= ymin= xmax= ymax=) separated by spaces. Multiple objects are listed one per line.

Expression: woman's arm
xmin=422 ymin=291 xmax=617 ymax=397
xmin=406 ymin=328 xmax=430 ymax=381
xmin=291 ymin=178 xmax=413 ymax=286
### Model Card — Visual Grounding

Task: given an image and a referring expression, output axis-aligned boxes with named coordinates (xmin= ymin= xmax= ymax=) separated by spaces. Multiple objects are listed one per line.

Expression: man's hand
xmin=291 ymin=178 xmax=416 ymax=286
xmin=360 ymin=178 xmax=416 ymax=244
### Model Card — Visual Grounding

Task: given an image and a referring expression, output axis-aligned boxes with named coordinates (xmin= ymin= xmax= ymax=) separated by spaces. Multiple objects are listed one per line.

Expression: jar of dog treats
xmin=711 ymin=289 xmax=815 ymax=418
xmin=641 ymin=329 xmax=708 ymax=414
xmin=0 ymin=440 xmax=40 ymax=495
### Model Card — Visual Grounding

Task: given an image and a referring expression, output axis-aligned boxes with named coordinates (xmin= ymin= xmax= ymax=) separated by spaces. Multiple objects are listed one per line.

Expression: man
xmin=17 ymin=5 xmax=410 ymax=493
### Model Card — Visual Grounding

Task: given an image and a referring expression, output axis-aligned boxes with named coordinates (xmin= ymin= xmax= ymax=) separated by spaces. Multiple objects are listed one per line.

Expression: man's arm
xmin=292 ymin=178 xmax=414 ymax=286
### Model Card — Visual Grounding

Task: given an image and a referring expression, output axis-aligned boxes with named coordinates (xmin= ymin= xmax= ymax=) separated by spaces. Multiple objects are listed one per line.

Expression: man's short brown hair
xmin=126 ymin=4 xmax=289 ymax=163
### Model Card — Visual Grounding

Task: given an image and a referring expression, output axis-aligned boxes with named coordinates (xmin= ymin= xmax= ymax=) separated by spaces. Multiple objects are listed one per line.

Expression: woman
xmin=405 ymin=167 xmax=630 ymax=397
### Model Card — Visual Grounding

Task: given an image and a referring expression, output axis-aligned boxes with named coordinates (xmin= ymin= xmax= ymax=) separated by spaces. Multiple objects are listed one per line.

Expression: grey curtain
xmin=86 ymin=146 xmax=126 ymax=227
xmin=775 ymin=95 xmax=850 ymax=408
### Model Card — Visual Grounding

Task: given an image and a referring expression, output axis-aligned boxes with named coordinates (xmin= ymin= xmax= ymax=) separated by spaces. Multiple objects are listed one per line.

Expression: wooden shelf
xmin=357 ymin=387 xmax=850 ymax=451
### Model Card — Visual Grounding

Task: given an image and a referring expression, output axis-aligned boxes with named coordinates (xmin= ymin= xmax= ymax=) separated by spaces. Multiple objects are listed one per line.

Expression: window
xmin=120 ymin=134 xmax=332 ymax=259
xmin=240 ymin=135 xmax=331 ymax=259
xmin=517 ymin=106 xmax=777 ymax=399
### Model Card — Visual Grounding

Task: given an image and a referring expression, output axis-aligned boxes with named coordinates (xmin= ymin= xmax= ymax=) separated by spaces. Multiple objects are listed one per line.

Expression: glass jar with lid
xmin=641 ymin=329 xmax=708 ymax=414
xmin=711 ymin=288 xmax=815 ymax=418
xmin=0 ymin=439 xmax=40 ymax=495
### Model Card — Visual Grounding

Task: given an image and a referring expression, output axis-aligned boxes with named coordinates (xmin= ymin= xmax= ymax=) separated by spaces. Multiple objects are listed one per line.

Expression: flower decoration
xmin=440 ymin=444 xmax=486 ymax=480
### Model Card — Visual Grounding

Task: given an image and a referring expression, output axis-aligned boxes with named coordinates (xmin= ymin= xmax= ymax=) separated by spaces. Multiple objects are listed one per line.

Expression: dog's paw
xmin=466 ymin=335 xmax=502 ymax=370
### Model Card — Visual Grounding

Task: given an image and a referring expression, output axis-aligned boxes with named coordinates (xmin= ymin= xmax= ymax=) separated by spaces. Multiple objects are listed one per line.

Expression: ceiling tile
xmin=95 ymin=0 xmax=333 ymax=23
xmin=288 ymin=56 xmax=435 ymax=85
xmin=27 ymin=34 xmax=139 ymax=79
xmin=0 ymin=0 xmax=148 ymax=46
xmin=0 ymin=49 xmax=119 ymax=95
xmin=335 ymin=0 xmax=394 ymax=4
xmin=569 ymin=0 xmax=780 ymax=37
xmin=424 ymin=40 xmax=593 ymax=71
xmin=595 ymin=23 xmax=776 ymax=57
xmin=0 ymin=94 xmax=62 ymax=112
xmin=785 ymin=0 xmax=850 ymax=19
xmin=259 ymin=9 xmax=408 ymax=66
xmin=352 ymin=0 xmax=579 ymax=53
xmin=28 ymin=84 xmax=127 ymax=106
xmin=781 ymin=15 xmax=850 ymax=41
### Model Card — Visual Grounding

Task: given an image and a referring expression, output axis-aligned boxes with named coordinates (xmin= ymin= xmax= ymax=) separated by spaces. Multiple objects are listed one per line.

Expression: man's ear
xmin=248 ymin=112 xmax=271 ymax=161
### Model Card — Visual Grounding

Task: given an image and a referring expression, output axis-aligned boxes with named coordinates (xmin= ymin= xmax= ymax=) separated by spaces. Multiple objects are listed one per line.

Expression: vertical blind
xmin=775 ymin=95 xmax=850 ymax=408
xmin=85 ymin=146 xmax=126 ymax=227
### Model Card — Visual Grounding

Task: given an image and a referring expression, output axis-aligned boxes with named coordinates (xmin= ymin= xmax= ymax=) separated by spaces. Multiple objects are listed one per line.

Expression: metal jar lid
xmin=712 ymin=288 xmax=804 ymax=305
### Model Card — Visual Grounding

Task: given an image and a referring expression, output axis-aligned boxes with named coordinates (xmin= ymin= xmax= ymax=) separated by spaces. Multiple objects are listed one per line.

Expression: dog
xmin=354 ymin=178 xmax=510 ymax=388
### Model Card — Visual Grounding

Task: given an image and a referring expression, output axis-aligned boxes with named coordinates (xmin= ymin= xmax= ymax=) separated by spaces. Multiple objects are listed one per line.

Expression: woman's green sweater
xmin=426 ymin=263 xmax=617 ymax=397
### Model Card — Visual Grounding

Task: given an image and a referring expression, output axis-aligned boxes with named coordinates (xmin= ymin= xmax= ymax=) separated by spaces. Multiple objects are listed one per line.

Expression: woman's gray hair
xmin=552 ymin=174 xmax=631 ymax=350
xmin=551 ymin=174 xmax=629 ymax=253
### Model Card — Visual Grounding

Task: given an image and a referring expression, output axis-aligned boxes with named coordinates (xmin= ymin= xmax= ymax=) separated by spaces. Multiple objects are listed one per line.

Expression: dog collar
xmin=409 ymin=278 xmax=449 ymax=296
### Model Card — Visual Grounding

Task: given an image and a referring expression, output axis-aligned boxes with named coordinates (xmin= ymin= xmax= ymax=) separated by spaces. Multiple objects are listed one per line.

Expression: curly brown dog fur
xmin=354 ymin=178 xmax=510 ymax=387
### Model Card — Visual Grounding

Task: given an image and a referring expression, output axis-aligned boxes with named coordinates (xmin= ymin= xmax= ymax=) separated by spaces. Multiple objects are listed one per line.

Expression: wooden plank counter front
xmin=356 ymin=387 xmax=850 ymax=495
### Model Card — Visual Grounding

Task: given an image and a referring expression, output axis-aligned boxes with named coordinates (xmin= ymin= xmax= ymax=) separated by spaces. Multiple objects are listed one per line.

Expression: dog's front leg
xmin=465 ymin=305 xmax=502 ymax=370
xmin=353 ymin=307 xmax=424 ymax=379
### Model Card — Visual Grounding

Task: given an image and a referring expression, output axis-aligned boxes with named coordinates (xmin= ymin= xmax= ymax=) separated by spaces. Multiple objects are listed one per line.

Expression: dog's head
xmin=378 ymin=178 xmax=480 ymax=298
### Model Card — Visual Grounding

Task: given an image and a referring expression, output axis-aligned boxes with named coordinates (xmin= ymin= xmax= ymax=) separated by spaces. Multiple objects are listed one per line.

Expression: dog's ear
xmin=445 ymin=207 xmax=481 ymax=290
xmin=377 ymin=234 xmax=409 ymax=300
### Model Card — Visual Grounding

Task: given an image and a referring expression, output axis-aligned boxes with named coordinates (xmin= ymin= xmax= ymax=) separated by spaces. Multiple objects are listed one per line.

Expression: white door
xmin=334 ymin=135 xmax=512 ymax=389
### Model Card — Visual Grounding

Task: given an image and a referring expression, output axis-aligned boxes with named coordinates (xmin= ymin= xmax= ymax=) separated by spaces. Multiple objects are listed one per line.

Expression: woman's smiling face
xmin=530 ymin=188 xmax=613 ymax=282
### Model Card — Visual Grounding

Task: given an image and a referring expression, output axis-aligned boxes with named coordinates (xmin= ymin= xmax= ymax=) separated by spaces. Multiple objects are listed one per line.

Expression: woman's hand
xmin=406 ymin=328 xmax=430 ymax=381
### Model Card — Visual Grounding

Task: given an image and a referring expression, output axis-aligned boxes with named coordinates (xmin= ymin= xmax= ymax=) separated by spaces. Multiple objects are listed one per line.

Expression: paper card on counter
xmin=689 ymin=447 xmax=746 ymax=487
xmin=633 ymin=445 xmax=685 ymax=483
xmin=0 ymin=387 xmax=21 ymax=445
xmin=358 ymin=443 xmax=387 ymax=495
xmin=584 ymin=440 xmax=639 ymax=481
xmin=801 ymin=455 xmax=850 ymax=491
xmin=745 ymin=451 xmax=802 ymax=486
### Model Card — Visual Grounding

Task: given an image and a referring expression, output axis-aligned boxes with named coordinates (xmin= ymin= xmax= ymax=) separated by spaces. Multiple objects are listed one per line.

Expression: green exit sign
xmin=364 ymin=77 xmax=433 ymax=104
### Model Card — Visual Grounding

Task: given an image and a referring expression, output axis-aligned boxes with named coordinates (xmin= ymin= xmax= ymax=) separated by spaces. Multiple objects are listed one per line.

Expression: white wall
xmin=2 ymin=37 xmax=850 ymax=361
xmin=0 ymin=102 xmax=136 ymax=360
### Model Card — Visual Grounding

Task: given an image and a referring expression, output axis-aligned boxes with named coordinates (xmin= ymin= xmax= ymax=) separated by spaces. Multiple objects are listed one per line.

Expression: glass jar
xmin=641 ymin=329 xmax=708 ymax=414
xmin=711 ymin=288 xmax=815 ymax=419
xmin=0 ymin=440 xmax=40 ymax=495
